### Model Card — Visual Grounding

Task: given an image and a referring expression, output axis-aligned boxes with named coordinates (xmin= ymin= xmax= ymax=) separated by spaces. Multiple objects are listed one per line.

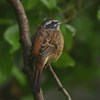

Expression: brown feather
xmin=32 ymin=20 xmax=64 ymax=93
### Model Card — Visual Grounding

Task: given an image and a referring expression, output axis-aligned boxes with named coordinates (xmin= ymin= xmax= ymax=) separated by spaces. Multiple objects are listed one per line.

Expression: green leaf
xmin=52 ymin=52 xmax=75 ymax=68
xmin=21 ymin=95 xmax=34 ymax=100
xmin=41 ymin=0 xmax=57 ymax=9
xmin=21 ymin=0 xmax=39 ymax=10
xmin=0 ymin=18 xmax=12 ymax=25
xmin=4 ymin=24 xmax=20 ymax=53
xmin=12 ymin=66 xmax=27 ymax=86
xmin=71 ymin=14 xmax=94 ymax=43
xmin=97 ymin=7 xmax=100 ymax=20
xmin=61 ymin=24 xmax=75 ymax=50
xmin=65 ymin=24 xmax=76 ymax=36
xmin=0 ymin=40 xmax=13 ymax=85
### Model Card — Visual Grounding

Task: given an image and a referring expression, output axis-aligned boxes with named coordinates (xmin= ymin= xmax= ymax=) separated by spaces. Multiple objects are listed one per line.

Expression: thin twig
xmin=7 ymin=0 xmax=44 ymax=100
xmin=48 ymin=64 xmax=72 ymax=100
xmin=63 ymin=0 xmax=98 ymax=23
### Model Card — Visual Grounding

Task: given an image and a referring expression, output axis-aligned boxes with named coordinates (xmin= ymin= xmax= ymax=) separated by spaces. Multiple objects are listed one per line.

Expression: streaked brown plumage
xmin=31 ymin=19 xmax=64 ymax=93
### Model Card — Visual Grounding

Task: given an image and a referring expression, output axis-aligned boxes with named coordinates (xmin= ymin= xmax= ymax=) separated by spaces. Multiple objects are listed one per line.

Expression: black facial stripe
xmin=46 ymin=24 xmax=54 ymax=29
xmin=53 ymin=21 xmax=58 ymax=24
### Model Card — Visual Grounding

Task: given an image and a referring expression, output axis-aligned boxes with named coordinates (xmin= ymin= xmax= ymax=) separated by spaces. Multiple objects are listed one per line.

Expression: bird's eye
xmin=51 ymin=21 xmax=57 ymax=25
xmin=51 ymin=21 xmax=54 ymax=24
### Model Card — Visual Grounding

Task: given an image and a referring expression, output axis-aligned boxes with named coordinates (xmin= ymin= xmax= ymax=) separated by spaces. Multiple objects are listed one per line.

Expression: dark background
xmin=0 ymin=0 xmax=100 ymax=100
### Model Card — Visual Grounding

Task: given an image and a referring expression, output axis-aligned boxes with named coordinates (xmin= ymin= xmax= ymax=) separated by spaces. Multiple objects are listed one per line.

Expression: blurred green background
xmin=0 ymin=0 xmax=100 ymax=100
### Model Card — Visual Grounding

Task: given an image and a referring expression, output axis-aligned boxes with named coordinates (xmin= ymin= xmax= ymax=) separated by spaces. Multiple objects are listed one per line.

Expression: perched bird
xmin=31 ymin=19 xmax=64 ymax=93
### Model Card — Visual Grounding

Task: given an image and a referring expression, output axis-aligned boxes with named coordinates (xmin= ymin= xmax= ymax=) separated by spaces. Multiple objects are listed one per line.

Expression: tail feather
xmin=33 ymin=68 xmax=42 ymax=93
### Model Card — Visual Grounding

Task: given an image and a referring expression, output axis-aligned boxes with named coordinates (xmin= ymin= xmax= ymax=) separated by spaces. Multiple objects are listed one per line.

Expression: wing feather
xmin=32 ymin=29 xmax=57 ymax=60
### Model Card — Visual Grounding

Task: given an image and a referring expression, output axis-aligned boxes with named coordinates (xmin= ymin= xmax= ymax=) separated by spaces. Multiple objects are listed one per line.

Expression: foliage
xmin=0 ymin=0 xmax=100 ymax=100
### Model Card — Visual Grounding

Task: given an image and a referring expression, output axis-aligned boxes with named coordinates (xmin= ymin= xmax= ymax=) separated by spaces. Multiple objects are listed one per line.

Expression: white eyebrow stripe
xmin=45 ymin=20 xmax=58 ymax=26
xmin=53 ymin=20 xmax=58 ymax=22
xmin=45 ymin=21 xmax=52 ymax=26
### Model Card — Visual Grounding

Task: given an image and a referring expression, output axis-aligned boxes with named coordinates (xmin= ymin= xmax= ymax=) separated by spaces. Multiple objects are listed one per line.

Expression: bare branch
xmin=63 ymin=0 xmax=98 ymax=23
xmin=48 ymin=64 xmax=72 ymax=100
xmin=7 ymin=0 xmax=44 ymax=100
xmin=33 ymin=88 xmax=44 ymax=100
xmin=7 ymin=0 xmax=31 ymax=69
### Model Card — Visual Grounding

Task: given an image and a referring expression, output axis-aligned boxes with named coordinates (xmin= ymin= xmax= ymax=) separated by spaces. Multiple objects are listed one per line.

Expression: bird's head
xmin=41 ymin=19 xmax=61 ymax=30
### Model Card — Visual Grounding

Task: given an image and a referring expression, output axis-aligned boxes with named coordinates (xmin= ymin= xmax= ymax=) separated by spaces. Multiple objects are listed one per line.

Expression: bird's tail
xmin=33 ymin=67 xmax=43 ymax=93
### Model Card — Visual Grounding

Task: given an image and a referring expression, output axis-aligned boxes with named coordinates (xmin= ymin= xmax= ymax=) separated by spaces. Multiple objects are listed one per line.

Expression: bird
xmin=31 ymin=19 xmax=64 ymax=93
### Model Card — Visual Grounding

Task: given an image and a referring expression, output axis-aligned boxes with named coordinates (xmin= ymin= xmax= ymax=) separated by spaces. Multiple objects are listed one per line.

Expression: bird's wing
xmin=32 ymin=29 xmax=57 ymax=60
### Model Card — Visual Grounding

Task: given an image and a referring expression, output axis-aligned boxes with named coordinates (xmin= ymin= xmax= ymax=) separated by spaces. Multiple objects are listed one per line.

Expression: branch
xmin=7 ymin=0 xmax=31 ymax=69
xmin=63 ymin=0 xmax=98 ymax=23
xmin=48 ymin=64 xmax=72 ymax=100
xmin=7 ymin=0 xmax=44 ymax=100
